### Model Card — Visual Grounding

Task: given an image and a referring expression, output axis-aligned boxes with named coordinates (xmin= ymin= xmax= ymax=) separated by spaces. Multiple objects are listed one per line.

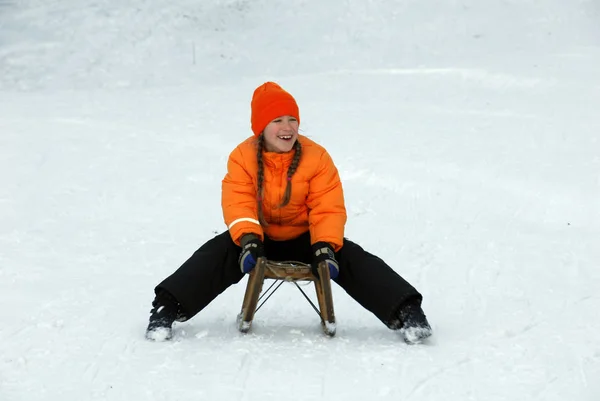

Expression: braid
xmin=279 ymin=140 xmax=302 ymax=208
xmin=256 ymin=135 xmax=268 ymax=226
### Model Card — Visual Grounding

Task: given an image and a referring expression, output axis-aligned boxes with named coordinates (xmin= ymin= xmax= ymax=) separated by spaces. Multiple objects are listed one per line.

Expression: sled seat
xmin=237 ymin=257 xmax=336 ymax=336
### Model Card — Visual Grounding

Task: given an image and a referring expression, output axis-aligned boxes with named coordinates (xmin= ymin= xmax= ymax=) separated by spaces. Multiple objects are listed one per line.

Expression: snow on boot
xmin=397 ymin=302 xmax=432 ymax=344
xmin=145 ymin=291 xmax=179 ymax=341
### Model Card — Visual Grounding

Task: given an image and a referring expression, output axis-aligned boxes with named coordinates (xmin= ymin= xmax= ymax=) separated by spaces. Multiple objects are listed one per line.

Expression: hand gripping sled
xmin=237 ymin=257 xmax=336 ymax=336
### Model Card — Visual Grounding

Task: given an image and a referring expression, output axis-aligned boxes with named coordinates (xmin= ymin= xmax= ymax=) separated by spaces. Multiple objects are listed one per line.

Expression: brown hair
xmin=256 ymin=135 xmax=303 ymax=226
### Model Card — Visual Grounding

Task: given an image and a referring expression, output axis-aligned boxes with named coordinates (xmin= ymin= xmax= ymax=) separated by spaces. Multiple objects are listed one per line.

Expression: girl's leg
xmin=153 ymin=231 xmax=244 ymax=319
xmin=335 ymin=238 xmax=424 ymax=327
xmin=264 ymin=232 xmax=430 ymax=337
xmin=263 ymin=231 xmax=312 ymax=262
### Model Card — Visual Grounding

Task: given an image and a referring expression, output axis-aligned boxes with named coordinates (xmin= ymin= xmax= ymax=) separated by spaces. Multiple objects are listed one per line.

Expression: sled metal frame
xmin=237 ymin=257 xmax=336 ymax=336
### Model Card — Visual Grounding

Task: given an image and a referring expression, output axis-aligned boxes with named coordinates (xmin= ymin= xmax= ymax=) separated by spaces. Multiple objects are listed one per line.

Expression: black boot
xmin=396 ymin=300 xmax=432 ymax=344
xmin=145 ymin=290 xmax=179 ymax=341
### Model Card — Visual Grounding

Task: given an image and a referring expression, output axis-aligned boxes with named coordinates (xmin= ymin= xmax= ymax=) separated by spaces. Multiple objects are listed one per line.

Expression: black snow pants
xmin=155 ymin=231 xmax=422 ymax=327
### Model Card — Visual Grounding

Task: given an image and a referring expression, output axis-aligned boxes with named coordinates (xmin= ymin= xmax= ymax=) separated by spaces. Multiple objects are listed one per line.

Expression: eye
xmin=272 ymin=118 xmax=282 ymax=123
xmin=289 ymin=117 xmax=297 ymax=122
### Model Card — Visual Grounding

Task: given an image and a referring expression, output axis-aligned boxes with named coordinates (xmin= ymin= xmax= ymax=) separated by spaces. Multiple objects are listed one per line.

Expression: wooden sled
xmin=237 ymin=257 xmax=336 ymax=336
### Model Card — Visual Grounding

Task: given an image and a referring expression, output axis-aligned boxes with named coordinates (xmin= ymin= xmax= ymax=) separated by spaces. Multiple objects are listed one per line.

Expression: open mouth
xmin=277 ymin=135 xmax=293 ymax=141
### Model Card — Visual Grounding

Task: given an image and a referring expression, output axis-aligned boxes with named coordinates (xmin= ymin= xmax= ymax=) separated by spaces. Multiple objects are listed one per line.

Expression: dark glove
xmin=311 ymin=242 xmax=339 ymax=280
xmin=239 ymin=234 xmax=265 ymax=274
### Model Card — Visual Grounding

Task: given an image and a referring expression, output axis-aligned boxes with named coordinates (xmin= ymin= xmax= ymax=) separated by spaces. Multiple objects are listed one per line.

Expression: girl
xmin=145 ymin=82 xmax=432 ymax=344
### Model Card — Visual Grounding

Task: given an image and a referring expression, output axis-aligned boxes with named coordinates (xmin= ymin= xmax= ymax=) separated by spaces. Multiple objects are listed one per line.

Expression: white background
xmin=1 ymin=0 xmax=599 ymax=400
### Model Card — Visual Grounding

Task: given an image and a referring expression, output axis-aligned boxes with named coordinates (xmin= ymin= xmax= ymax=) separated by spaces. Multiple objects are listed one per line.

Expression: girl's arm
xmin=222 ymin=146 xmax=263 ymax=245
xmin=306 ymin=150 xmax=347 ymax=251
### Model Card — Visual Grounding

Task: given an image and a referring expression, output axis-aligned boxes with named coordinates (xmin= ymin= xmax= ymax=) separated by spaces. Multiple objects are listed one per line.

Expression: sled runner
xmin=237 ymin=257 xmax=336 ymax=336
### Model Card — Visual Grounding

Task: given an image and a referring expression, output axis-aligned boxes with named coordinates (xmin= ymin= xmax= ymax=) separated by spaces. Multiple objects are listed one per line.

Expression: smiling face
xmin=262 ymin=115 xmax=299 ymax=153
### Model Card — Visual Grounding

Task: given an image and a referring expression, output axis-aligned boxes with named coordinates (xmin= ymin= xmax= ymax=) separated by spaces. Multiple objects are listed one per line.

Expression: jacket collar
xmin=262 ymin=148 xmax=296 ymax=168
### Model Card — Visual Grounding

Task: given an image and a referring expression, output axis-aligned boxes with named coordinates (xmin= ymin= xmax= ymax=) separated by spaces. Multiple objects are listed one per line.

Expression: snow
xmin=1 ymin=0 xmax=599 ymax=400
xmin=399 ymin=325 xmax=431 ymax=345
xmin=323 ymin=321 xmax=337 ymax=336
xmin=145 ymin=327 xmax=172 ymax=343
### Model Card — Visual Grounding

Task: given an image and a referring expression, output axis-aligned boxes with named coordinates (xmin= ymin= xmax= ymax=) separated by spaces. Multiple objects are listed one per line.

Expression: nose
xmin=281 ymin=118 xmax=295 ymax=132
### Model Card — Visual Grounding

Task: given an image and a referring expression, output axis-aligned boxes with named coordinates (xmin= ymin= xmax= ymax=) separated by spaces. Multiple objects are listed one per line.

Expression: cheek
xmin=263 ymin=126 xmax=277 ymax=137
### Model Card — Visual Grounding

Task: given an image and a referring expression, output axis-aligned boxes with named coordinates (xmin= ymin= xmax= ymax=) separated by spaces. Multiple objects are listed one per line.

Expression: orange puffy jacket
xmin=222 ymin=135 xmax=347 ymax=251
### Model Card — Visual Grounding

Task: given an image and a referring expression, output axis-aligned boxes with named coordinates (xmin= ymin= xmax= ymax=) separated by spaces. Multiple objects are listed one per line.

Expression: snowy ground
xmin=1 ymin=1 xmax=599 ymax=400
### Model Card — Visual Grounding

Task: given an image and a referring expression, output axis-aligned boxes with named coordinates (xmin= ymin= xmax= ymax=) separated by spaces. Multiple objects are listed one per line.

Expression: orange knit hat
xmin=250 ymin=82 xmax=300 ymax=137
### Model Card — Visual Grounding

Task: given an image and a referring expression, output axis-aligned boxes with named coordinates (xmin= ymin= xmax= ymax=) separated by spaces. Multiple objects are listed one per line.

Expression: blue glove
xmin=239 ymin=234 xmax=265 ymax=274
xmin=311 ymin=242 xmax=339 ymax=280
